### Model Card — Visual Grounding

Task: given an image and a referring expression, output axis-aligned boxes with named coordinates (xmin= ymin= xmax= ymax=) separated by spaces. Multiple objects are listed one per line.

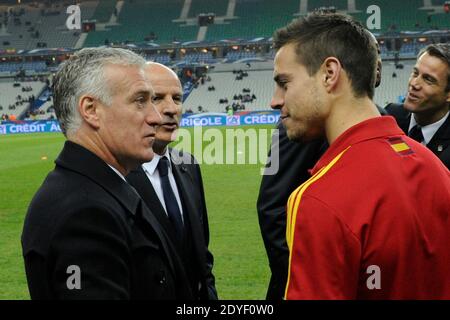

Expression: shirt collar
xmin=142 ymin=148 xmax=171 ymax=176
xmin=312 ymin=116 xmax=404 ymax=175
xmin=409 ymin=111 xmax=449 ymax=145
xmin=107 ymin=164 xmax=127 ymax=182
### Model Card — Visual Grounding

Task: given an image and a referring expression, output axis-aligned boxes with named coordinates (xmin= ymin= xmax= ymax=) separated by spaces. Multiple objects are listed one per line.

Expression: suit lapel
xmin=127 ymin=166 xmax=182 ymax=248
xmin=56 ymin=141 xmax=141 ymax=216
xmin=398 ymin=110 xmax=411 ymax=134
xmin=170 ymin=151 xmax=207 ymax=275
xmin=428 ymin=113 xmax=450 ymax=150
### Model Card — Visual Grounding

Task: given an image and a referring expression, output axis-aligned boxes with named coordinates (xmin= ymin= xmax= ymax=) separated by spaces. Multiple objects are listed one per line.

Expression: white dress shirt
xmin=141 ymin=149 xmax=184 ymax=221
xmin=409 ymin=111 xmax=450 ymax=145
xmin=107 ymin=164 xmax=127 ymax=182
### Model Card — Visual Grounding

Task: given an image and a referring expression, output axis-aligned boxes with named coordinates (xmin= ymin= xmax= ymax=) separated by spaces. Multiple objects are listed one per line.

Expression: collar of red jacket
xmin=311 ymin=116 xmax=404 ymax=175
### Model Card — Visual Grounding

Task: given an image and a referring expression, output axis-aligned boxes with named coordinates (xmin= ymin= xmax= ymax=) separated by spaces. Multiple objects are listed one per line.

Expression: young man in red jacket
xmin=270 ymin=12 xmax=450 ymax=299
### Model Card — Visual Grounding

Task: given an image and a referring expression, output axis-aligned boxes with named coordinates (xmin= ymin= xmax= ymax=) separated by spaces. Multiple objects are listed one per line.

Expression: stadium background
xmin=0 ymin=0 xmax=449 ymax=299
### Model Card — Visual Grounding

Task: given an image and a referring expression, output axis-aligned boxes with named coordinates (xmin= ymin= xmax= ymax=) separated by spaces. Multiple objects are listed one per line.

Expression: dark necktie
xmin=157 ymin=156 xmax=184 ymax=241
xmin=408 ymin=125 xmax=424 ymax=143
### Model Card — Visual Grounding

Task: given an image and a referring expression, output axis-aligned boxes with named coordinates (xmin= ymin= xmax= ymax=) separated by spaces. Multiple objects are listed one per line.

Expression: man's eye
xmin=424 ymin=76 xmax=435 ymax=84
xmin=135 ymin=97 xmax=146 ymax=106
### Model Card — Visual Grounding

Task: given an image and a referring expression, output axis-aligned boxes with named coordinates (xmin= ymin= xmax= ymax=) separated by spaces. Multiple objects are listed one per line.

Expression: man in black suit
xmin=257 ymin=127 xmax=326 ymax=300
xmin=127 ymin=62 xmax=217 ymax=300
xmin=257 ymin=32 xmax=385 ymax=300
xmin=385 ymin=43 xmax=450 ymax=169
xmin=22 ymin=48 xmax=194 ymax=299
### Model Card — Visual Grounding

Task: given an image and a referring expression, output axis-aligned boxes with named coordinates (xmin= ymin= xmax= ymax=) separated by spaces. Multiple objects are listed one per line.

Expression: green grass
xmin=0 ymin=125 xmax=274 ymax=300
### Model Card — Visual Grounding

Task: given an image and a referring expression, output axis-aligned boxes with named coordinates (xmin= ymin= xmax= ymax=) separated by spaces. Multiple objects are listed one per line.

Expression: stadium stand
xmin=308 ymin=0 xmax=348 ymax=11
xmin=183 ymin=66 xmax=276 ymax=113
xmin=30 ymin=89 xmax=55 ymax=120
xmin=90 ymin=0 xmax=118 ymax=23
xmin=1 ymin=0 xmax=448 ymax=49
xmin=205 ymin=0 xmax=299 ymax=41
xmin=352 ymin=0 xmax=449 ymax=32
xmin=374 ymin=61 xmax=415 ymax=106
xmin=0 ymin=61 xmax=47 ymax=73
xmin=84 ymin=0 xmax=198 ymax=46
xmin=0 ymin=79 xmax=47 ymax=118
xmin=146 ymin=53 xmax=172 ymax=65
xmin=224 ymin=50 xmax=257 ymax=62
xmin=189 ymin=0 xmax=228 ymax=18
xmin=183 ymin=51 xmax=215 ymax=64
xmin=0 ymin=1 xmax=97 ymax=51
xmin=183 ymin=60 xmax=417 ymax=113
xmin=0 ymin=0 xmax=448 ymax=121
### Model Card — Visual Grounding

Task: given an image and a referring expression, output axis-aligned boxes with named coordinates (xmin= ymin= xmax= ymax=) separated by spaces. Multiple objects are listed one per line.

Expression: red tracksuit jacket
xmin=285 ymin=116 xmax=450 ymax=299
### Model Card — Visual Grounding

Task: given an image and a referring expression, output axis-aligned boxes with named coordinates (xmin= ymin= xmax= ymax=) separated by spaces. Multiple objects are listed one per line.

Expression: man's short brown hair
xmin=273 ymin=12 xmax=378 ymax=99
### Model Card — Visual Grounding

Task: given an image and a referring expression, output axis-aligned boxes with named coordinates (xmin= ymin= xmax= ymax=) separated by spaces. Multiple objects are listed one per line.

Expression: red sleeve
xmin=285 ymin=195 xmax=361 ymax=299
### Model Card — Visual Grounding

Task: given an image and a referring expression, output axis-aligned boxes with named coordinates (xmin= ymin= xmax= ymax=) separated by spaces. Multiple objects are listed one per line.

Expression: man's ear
xmin=375 ymin=60 xmax=382 ymax=88
xmin=321 ymin=57 xmax=341 ymax=93
xmin=78 ymin=95 xmax=101 ymax=129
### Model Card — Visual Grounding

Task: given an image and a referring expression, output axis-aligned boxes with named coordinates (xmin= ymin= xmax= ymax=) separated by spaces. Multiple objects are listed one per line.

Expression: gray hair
xmin=52 ymin=47 xmax=147 ymax=136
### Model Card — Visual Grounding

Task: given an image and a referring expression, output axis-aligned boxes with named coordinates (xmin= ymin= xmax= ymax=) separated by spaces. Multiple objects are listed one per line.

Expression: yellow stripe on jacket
xmin=284 ymin=147 xmax=350 ymax=299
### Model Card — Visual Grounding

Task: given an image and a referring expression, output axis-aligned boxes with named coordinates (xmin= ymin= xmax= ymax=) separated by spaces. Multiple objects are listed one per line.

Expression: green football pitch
xmin=0 ymin=125 xmax=276 ymax=299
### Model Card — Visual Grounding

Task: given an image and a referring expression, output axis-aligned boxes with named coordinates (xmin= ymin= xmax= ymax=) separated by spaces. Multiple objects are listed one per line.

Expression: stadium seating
xmin=90 ymin=0 xmax=117 ymax=23
xmin=225 ymin=50 xmax=257 ymax=62
xmin=0 ymin=1 xmax=97 ymax=51
xmin=0 ymin=61 xmax=47 ymax=73
xmin=1 ymin=0 xmax=448 ymax=49
xmin=189 ymin=0 xmax=228 ymax=18
xmin=205 ymin=0 xmax=299 ymax=41
xmin=354 ymin=0 xmax=448 ymax=32
xmin=374 ymin=61 xmax=415 ymax=107
xmin=432 ymin=0 xmax=447 ymax=4
xmin=0 ymin=0 xmax=446 ymax=121
xmin=183 ymin=52 xmax=215 ymax=64
xmin=183 ymin=68 xmax=274 ymax=113
xmin=183 ymin=60 xmax=417 ymax=114
xmin=146 ymin=53 xmax=172 ymax=65
xmin=84 ymin=0 xmax=198 ymax=46
xmin=0 ymin=80 xmax=46 ymax=118
xmin=308 ymin=0 xmax=348 ymax=11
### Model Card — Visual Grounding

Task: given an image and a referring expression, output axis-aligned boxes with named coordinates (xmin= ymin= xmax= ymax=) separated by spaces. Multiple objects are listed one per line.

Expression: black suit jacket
xmin=257 ymin=121 xmax=327 ymax=300
xmin=257 ymin=106 xmax=387 ymax=300
xmin=126 ymin=149 xmax=217 ymax=300
xmin=22 ymin=141 xmax=193 ymax=299
xmin=385 ymin=103 xmax=450 ymax=169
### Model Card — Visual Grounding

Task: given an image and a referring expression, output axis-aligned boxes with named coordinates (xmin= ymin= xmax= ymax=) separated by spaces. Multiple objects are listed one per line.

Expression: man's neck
xmin=153 ymin=141 xmax=168 ymax=156
xmin=413 ymin=107 xmax=449 ymax=127
xmin=326 ymin=96 xmax=381 ymax=145
xmin=69 ymin=130 xmax=130 ymax=176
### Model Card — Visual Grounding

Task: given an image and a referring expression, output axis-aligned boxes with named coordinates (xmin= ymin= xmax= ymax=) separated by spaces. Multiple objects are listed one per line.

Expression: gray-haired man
xmin=22 ymin=47 xmax=194 ymax=299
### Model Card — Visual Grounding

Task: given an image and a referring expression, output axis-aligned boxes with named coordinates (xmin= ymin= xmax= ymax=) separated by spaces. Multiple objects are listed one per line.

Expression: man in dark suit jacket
xmin=127 ymin=62 xmax=217 ymax=300
xmin=385 ymin=43 xmax=450 ymax=170
xmin=22 ymin=48 xmax=194 ymax=299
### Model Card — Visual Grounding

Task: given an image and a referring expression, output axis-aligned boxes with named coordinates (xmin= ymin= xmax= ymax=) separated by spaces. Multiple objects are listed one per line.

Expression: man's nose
xmin=270 ymin=88 xmax=284 ymax=110
xmin=163 ymin=98 xmax=179 ymax=116
xmin=147 ymin=102 xmax=162 ymax=126
xmin=409 ymin=76 xmax=421 ymax=90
